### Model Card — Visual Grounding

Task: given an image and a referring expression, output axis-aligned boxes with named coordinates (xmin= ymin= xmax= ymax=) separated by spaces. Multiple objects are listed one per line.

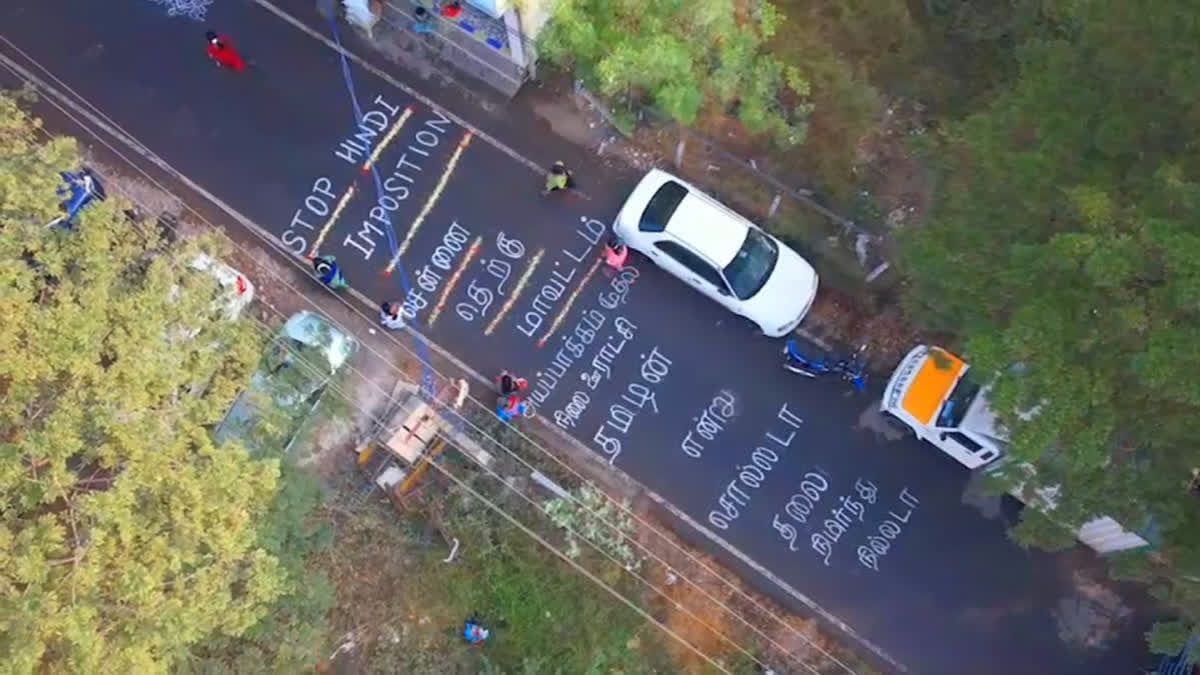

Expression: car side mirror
xmin=938 ymin=432 xmax=948 ymax=442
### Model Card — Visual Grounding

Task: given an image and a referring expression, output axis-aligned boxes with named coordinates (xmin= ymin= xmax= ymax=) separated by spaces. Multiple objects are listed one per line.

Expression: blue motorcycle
xmin=782 ymin=339 xmax=869 ymax=391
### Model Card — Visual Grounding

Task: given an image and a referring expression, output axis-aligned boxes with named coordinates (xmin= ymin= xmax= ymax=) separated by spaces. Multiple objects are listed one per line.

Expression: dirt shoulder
xmin=56 ymin=81 xmax=878 ymax=672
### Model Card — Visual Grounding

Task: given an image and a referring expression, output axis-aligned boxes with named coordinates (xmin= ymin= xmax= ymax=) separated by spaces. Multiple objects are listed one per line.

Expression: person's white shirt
xmin=380 ymin=309 xmax=405 ymax=330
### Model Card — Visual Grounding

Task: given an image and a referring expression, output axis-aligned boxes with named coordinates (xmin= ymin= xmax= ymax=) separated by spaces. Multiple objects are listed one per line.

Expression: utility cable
xmin=26 ymin=156 xmax=770 ymax=675
xmin=0 ymin=43 xmax=862 ymax=674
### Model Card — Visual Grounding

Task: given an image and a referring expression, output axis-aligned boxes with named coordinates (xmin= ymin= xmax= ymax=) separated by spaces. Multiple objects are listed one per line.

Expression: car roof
xmin=189 ymin=253 xmax=255 ymax=318
xmin=626 ymin=169 xmax=752 ymax=267
xmin=664 ymin=191 xmax=750 ymax=267
xmin=281 ymin=311 xmax=359 ymax=373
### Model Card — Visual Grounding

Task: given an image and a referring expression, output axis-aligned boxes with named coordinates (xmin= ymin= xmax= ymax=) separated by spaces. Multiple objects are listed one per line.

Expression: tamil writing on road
xmin=451 ymin=232 xmax=525 ymax=323
xmin=542 ymin=313 xmax=634 ymax=429
xmin=524 ymin=251 xmax=641 ymax=417
xmin=706 ymin=402 xmax=803 ymax=531
xmin=591 ymin=345 xmax=671 ymax=464
xmin=394 ymin=221 xmax=474 ymax=320
xmin=770 ymin=474 xmax=921 ymax=573
xmin=515 ymin=217 xmax=607 ymax=340
xmin=679 ymin=390 xmax=738 ymax=459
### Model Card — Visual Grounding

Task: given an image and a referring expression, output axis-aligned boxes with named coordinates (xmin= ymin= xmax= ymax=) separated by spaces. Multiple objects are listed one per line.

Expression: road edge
xmin=0 ymin=44 xmax=903 ymax=674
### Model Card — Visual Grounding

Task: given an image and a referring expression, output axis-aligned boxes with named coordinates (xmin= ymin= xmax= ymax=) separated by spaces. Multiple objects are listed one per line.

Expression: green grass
xmin=436 ymin=493 xmax=666 ymax=674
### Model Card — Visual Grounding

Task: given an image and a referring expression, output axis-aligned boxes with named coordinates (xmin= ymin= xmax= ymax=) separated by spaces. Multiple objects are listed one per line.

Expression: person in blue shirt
xmin=463 ymin=618 xmax=489 ymax=645
xmin=496 ymin=395 xmax=529 ymax=421
xmin=313 ymin=255 xmax=349 ymax=290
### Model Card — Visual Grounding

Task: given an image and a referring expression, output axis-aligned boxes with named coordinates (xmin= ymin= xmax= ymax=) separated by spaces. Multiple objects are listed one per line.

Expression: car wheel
xmin=739 ymin=316 xmax=765 ymax=336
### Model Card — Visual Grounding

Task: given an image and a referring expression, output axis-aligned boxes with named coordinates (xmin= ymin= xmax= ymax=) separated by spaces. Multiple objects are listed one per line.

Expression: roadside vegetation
xmin=542 ymin=0 xmax=1200 ymax=655
xmin=0 ymin=92 xmax=281 ymax=671
xmin=2 ymin=91 xmax=830 ymax=673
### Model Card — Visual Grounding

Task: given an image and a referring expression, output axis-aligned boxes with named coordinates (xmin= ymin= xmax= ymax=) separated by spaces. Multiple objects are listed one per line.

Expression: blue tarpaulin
xmin=50 ymin=168 xmax=106 ymax=228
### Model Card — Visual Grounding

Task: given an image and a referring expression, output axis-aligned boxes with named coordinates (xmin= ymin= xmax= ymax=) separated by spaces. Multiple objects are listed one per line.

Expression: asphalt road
xmin=0 ymin=1 xmax=1158 ymax=672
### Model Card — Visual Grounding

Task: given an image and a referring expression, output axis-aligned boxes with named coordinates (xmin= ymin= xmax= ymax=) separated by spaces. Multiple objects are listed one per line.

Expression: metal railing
xmin=373 ymin=0 xmax=536 ymax=98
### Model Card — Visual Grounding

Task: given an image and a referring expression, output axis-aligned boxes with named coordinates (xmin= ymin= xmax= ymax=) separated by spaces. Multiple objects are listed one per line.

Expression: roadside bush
xmin=539 ymin=0 xmax=812 ymax=147
xmin=544 ymin=483 xmax=645 ymax=572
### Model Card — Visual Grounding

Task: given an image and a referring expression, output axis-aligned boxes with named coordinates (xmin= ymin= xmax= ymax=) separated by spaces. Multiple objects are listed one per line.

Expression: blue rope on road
xmin=328 ymin=17 xmax=399 ymax=256
xmin=328 ymin=16 xmax=437 ymax=396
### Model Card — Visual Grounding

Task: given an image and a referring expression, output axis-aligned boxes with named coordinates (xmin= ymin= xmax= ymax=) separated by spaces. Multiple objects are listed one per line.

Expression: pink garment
xmin=604 ymin=244 xmax=629 ymax=270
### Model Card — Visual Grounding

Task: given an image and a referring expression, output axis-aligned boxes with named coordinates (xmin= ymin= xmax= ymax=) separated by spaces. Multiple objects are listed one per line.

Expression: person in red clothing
xmin=205 ymin=31 xmax=246 ymax=72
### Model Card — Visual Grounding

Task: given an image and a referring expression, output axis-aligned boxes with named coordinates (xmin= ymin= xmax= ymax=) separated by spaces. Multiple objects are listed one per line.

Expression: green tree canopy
xmin=0 ymin=92 xmax=308 ymax=672
xmin=539 ymin=0 xmax=811 ymax=145
xmin=902 ymin=0 xmax=1200 ymax=650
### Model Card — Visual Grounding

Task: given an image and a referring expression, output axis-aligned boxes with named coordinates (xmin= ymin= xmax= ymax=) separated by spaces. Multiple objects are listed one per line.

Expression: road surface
xmin=0 ymin=1 xmax=1158 ymax=672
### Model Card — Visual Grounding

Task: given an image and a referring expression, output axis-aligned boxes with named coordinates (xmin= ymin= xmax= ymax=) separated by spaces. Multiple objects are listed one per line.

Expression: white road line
xmin=0 ymin=39 xmax=900 ymax=672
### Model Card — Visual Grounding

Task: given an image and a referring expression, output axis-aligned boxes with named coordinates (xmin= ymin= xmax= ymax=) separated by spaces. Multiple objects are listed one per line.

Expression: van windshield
xmin=937 ymin=372 xmax=981 ymax=428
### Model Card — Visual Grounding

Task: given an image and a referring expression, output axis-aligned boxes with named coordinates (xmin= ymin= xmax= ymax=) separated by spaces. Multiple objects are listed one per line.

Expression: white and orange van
xmin=881 ymin=345 xmax=1007 ymax=469
xmin=882 ymin=345 xmax=1151 ymax=554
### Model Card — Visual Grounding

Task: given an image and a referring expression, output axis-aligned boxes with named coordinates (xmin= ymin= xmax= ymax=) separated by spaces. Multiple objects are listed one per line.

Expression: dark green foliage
xmin=902 ymin=0 xmax=1200 ymax=647
xmin=539 ymin=0 xmax=811 ymax=146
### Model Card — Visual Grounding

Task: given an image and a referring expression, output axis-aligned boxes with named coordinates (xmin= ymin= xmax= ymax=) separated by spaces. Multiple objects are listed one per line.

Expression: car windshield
xmin=259 ymin=313 xmax=356 ymax=403
xmin=722 ymin=228 xmax=779 ymax=299
xmin=280 ymin=312 xmax=356 ymax=373
xmin=937 ymin=371 xmax=982 ymax=428
xmin=639 ymin=181 xmax=687 ymax=232
xmin=213 ymin=312 xmax=357 ymax=454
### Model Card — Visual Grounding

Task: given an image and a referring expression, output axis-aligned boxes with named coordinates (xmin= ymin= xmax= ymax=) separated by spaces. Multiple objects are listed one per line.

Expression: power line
xmin=13 ymin=168 xmax=736 ymax=671
xmin=0 ymin=44 xmax=862 ymax=674
xmin=2 ymin=46 xmax=855 ymax=672
xmin=13 ymin=128 xmax=773 ymax=672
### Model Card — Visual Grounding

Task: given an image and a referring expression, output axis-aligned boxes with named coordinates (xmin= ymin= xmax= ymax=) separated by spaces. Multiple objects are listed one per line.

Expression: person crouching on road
xmin=380 ymin=301 xmax=406 ymax=330
xmin=205 ymin=31 xmax=246 ymax=72
xmin=313 ymin=255 xmax=349 ymax=290
xmin=542 ymin=161 xmax=572 ymax=195
xmin=603 ymin=234 xmax=629 ymax=272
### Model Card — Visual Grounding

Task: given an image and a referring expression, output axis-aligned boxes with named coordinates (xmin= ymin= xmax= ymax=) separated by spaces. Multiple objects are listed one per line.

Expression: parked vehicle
xmin=170 ymin=253 xmax=255 ymax=340
xmin=214 ymin=311 xmax=359 ymax=454
xmin=782 ymin=339 xmax=868 ymax=391
xmin=188 ymin=253 xmax=254 ymax=319
xmin=881 ymin=345 xmax=1151 ymax=554
xmin=612 ymin=169 xmax=818 ymax=337
xmin=171 ymin=253 xmax=256 ymax=398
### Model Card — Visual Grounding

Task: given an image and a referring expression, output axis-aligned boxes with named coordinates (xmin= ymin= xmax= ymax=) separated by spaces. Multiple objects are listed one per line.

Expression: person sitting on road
xmin=496 ymin=395 xmax=528 ymax=422
xmin=543 ymin=161 xmax=572 ymax=195
xmin=496 ymin=370 xmax=528 ymax=397
xmin=379 ymin=301 xmax=406 ymax=330
xmin=313 ymin=255 xmax=349 ymax=290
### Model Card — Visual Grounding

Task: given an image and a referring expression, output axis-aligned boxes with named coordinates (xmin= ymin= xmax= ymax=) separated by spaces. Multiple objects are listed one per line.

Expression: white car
xmin=169 ymin=254 xmax=255 ymax=340
xmin=612 ymin=169 xmax=818 ymax=337
xmin=188 ymin=253 xmax=255 ymax=321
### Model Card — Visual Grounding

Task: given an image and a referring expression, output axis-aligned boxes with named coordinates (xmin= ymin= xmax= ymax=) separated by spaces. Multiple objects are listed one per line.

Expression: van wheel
xmin=882 ymin=411 xmax=915 ymax=437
